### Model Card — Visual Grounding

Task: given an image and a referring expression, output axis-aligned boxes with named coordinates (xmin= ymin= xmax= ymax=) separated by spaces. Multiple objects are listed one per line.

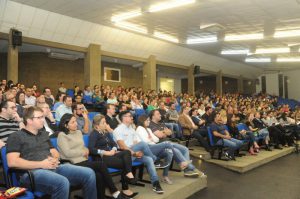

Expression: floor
xmin=188 ymin=153 xmax=300 ymax=199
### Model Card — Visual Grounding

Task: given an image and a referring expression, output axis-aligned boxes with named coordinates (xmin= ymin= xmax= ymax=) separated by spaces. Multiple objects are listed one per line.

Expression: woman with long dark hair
xmin=57 ymin=113 xmax=131 ymax=199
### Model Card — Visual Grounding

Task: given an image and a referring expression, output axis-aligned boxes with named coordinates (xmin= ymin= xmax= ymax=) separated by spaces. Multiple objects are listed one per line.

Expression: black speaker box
xmin=12 ymin=29 xmax=22 ymax=47
xmin=194 ymin=65 xmax=200 ymax=75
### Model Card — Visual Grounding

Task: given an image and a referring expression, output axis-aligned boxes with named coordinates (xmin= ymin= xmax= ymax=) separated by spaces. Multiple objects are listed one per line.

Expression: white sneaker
xmin=161 ymin=176 xmax=173 ymax=185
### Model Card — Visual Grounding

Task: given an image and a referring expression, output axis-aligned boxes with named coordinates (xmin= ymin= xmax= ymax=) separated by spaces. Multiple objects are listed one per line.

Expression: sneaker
xmin=152 ymin=181 xmax=164 ymax=194
xmin=184 ymin=170 xmax=200 ymax=178
xmin=154 ymin=160 xmax=170 ymax=169
xmin=116 ymin=192 xmax=131 ymax=199
xmin=161 ymin=176 xmax=173 ymax=185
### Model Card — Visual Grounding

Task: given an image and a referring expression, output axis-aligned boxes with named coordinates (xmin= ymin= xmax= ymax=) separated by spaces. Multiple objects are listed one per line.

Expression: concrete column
xmin=216 ymin=70 xmax=222 ymax=95
xmin=84 ymin=44 xmax=101 ymax=86
xmin=238 ymin=75 xmax=244 ymax=94
xmin=143 ymin=55 xmax=156 ymax=90
xmin=188 ymin=64 xmax=195 ymax=95
xmin=7 ymin=29 xmax=18 ymax=83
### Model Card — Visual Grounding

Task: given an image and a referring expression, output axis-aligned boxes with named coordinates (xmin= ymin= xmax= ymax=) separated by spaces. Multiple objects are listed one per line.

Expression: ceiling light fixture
xmin=115 ymin=21 xmax=147 ymax=34
xmin=224 ymin=33 xmax=264 ymax=41
xmin=277 ymin=57 xmax=300 ymax=62
xmin=255 ymin=47 xmax=290 ymax=54
xmin=274 ymin=29 xmax=300 ymax=38
xmin=245 ymin=57 xmax=271 ymax=63
xmin=111 ymin=9 xmax=142 ymax=22
xmin=149 ymin=0 xmax=196 ymax=13
xmin=186 ymin=36 xmax=218 ymax=44
xmin=221 ymin=49 xmax=249 ymax=55
xmin=153 ymin=31 xmax=179 ymax=43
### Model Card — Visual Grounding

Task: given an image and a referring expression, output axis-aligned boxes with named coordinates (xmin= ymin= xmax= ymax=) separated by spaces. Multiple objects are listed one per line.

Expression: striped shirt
xmin=0 ymin=116 xmax=19 ymax=142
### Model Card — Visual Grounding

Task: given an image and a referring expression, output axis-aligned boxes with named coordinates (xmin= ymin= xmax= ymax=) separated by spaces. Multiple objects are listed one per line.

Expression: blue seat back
xmin=83 ymin=95 xmax=93 ymax=104
xmin=50 ymin=137 xmax=58 ymax=150
xmin=66 ymin=89 xmax=75 ymax=98
xmin=237 ymin=123 xmax=249 ymax=132
xmin=88 ymin=112 xmax=99 ymax=122
xmin=207 ymin=127 xmax=215 ymax=146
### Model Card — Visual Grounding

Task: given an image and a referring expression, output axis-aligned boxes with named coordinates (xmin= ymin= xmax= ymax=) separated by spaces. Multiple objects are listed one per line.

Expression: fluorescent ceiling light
xmin=186 ymin=36 xmax=218 ymax=44
xmin=221 ymin=49 xmax=249 ymax=55
xmin=224 ymin=33 xmax=264 ymax=41
xmin=245 ymin=58 xmax=271 ymax=63
xmin=149 ymin=0 xmax=196 ymax=12
xmin=274 ymin=29 xmax=300 ymax=38
xmin=153 ymin=31 xmax=179 ymax=43
xmin=111 ymin=9 xmax=142 ymax=22
xmin=277 ymin=57 xmax=300 ymax=62
xmin=255 ymin=48 xmax=290 ymax=54
xmin=115 ymin=21 xmax=147 ymax=34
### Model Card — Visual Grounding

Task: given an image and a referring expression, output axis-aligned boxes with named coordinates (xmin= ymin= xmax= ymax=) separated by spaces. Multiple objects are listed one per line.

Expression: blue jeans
xmin=149 ymin=142 xmax=173 ymax=177
xmin=131 ymin=141 xmax=159 ymax=184
xmin=258 ymin=128 xmax=269 ymax=140
xmin=165 ymin=123 xmax=182 ymax=138
xmin=216 ymin=138 xmax=243 ymax=156
xmin=171 ymin=143 xmax=195 ymax=171
xmin=20 ymin=164 xmax=97 ymax=199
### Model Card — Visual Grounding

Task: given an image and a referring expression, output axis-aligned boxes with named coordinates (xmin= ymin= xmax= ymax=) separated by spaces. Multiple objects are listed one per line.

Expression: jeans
xmin=20 ymin=164 xmax=97 ymax=199
xmin=165 ymin=123 xmax=182 ymax=138
xmin=192 ymin=129 xmax=210 ymax=151
xmin=258 ymin=128 xmax=269 ymax=141
xmin=149 ymin=142 xmax=173 ymax=177
xmin=131 ymin=141 xmax=158 ymax=183
xmin=216 ymin=138 xmax=243 ymax=156
xmin=171 ymin=143 xmax=195 ymax=171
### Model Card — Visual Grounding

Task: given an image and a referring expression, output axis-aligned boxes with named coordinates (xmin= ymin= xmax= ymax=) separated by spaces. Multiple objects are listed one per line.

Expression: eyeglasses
xmin=32 ymin=116 xmax=45 ymax=120
xmin=7 ymin=106 xmax=17 ymax=109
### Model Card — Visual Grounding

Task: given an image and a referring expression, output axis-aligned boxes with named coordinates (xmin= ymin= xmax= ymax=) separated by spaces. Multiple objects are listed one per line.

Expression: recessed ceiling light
xmin=111 ymin=9 xmax=142 ymax=22
xmin=186 ymin=36 xmax=218 ymax=44
xmin=245 ymin=57 xmax=271 ymax=63
xmin=221 ymin=49 xmax=249 ymax=55
xmin=149 ymin=0 xmax=196 ymax=12
xmin=224 ymin=33 xmax=264 ymax=41
xmin=153 ymin=31 xmax=179 ymax=43
xmin=274 ymin=29 xmax=300 ymax=38
xmin=255 ymin=47 xmax=290 ymax=54
xmin=277 ymin=57 xmax=300 ymax=62
xmin=114 ymin=21 xmax=147 ymax=34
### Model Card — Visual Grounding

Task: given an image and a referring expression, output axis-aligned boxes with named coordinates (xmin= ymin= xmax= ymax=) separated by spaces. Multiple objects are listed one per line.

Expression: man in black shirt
xmin=105 ymin=104 xmax=119 ymax=130
xmin=202 ymin=106 xmax=213 ymax=126
xmin=6 ymin=106 xmax=97 ymax=199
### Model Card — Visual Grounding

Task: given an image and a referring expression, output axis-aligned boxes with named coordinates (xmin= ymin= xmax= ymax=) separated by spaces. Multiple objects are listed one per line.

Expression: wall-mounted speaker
xmin=193 ymin=65 xmax=200 ymax=75
xmin=255 ymin=78 xmax=260 ymax=85
xmin=11 ymin=29 xmax=22 ymax=47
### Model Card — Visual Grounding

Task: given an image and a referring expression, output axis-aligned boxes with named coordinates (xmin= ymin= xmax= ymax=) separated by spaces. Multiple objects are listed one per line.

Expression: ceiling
xmin=8 ymin=0 xmax=300 ymax=70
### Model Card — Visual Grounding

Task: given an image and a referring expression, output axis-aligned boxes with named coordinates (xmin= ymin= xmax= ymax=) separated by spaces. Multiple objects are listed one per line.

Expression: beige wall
xmin=18 ymin=52 xmax=85 ymax=93
xmin=1 ymin=52 xmax=143 ymax=93
xmin=101 ymin=62 xmax=142 ymax=88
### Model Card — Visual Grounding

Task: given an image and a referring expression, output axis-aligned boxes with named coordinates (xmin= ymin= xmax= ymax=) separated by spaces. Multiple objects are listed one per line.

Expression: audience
xmin=6 ymin=107 xmax=97 ymax=199
xmin=57 ymin=113 xmax=131 ymax=199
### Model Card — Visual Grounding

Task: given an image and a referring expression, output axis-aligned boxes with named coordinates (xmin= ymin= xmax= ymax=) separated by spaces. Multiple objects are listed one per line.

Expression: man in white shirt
xmin=24 ymin=88 xmax=36 ymax=106
xmin=113 ymin=111 xmax=170 ymax=194
xmin=55 ymin=95 xmax=73 ymax=122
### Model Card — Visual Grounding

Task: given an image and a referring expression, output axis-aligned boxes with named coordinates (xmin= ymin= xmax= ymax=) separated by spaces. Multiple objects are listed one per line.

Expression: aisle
xmin=189 ymin=153 xmax=300 ymax=199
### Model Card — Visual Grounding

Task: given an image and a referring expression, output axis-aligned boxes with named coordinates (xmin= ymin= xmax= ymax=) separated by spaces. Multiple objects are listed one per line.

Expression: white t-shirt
xmin=136 ymin=126 xmax=159 ymax=145
xmin=113 ymin=123 xmax=141 ymax=148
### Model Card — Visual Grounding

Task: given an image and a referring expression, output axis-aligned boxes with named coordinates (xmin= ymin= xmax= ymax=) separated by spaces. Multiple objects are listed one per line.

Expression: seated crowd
xmin=0 ymin=79 xmax=300 ymax=198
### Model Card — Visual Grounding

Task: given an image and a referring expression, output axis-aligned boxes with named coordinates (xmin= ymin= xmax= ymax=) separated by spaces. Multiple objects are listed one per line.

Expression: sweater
xmin=57 ymin=130 xmax=87 ymax=164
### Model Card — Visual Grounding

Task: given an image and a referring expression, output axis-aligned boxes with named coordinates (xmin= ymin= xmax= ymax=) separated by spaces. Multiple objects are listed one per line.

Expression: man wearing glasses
xmin=6 ymin=106 xmax=97 ymax=199
xmin=72 ymin=103 xmax=91 ymax=134
xmin=0 ymin=101 xmax=24 ymax=148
